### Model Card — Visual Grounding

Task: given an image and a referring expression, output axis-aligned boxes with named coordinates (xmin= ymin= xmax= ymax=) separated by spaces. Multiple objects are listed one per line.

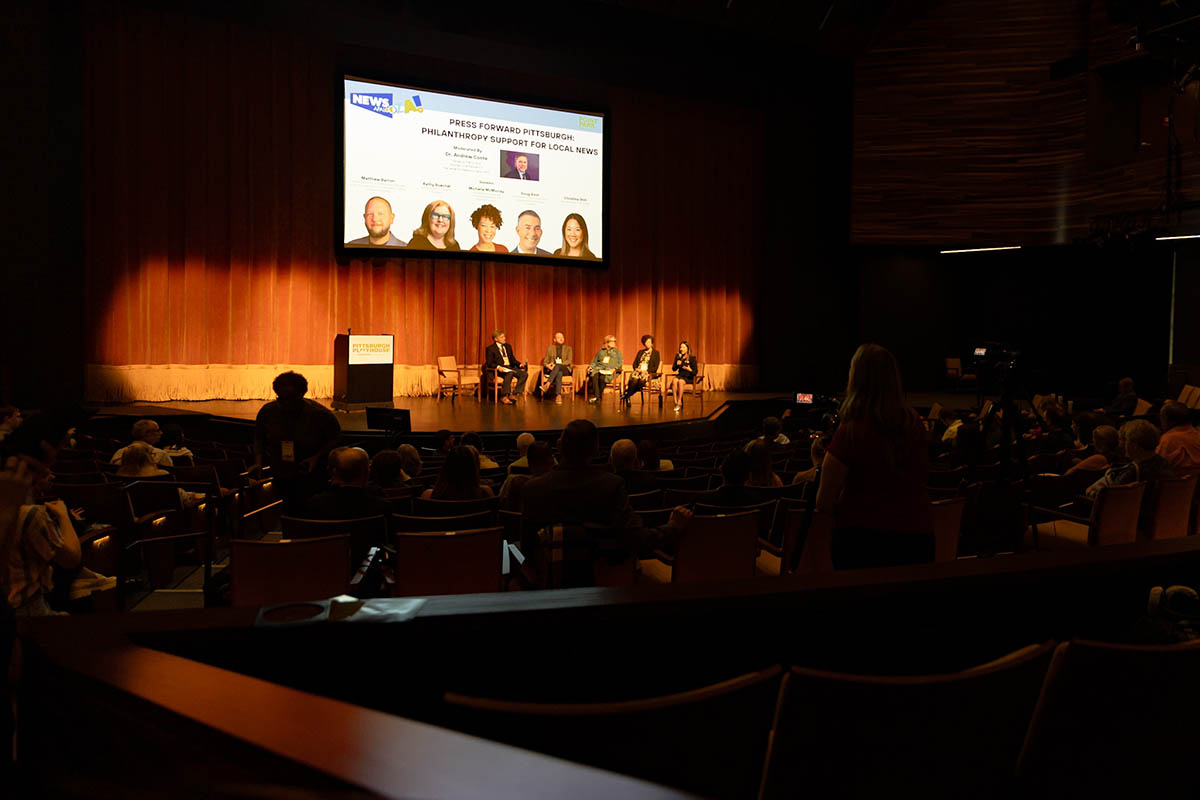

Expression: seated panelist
xmin=541 ymin=332 xmax=573 ymax=404
xmin=621 ymin=335 xmax=660 ymax=407
xmin=587 ymin=335 xmax=623 ymax=404
xmin=484 ymin=329 xmax=528 ymax=405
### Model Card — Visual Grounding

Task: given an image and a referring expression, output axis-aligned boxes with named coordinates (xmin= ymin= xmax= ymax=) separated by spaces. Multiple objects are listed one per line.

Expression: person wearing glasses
xmin=408 ymin=200 xmax=461 ymax=250
xmin=553 ymin=213 xmax=598 ymax=259
xmin=468 ymin=204 xmax=508 ymax=253
xmin=512 ymin=210 xmax=551 ymax=255
xmin=587 ymin=335 xmax=623 ymax=404
xmin=346 ymin=196 xmax=407 ymax=247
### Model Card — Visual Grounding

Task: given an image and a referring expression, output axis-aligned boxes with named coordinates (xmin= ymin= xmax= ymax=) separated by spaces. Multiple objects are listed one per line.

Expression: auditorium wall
xmin=77 ymin=2 xmax=774 ymax=402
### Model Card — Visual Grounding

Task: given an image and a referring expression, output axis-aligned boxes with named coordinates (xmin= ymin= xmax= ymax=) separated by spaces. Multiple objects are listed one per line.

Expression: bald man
xmin=347 ymin=196 xmax=407 ymax=246
xmin=304 ymin=446 xmax=393 ymax=520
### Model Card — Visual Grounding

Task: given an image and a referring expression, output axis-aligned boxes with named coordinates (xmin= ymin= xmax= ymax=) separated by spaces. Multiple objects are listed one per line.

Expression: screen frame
xmin=336 ymin=70 xmax=610 ymax=269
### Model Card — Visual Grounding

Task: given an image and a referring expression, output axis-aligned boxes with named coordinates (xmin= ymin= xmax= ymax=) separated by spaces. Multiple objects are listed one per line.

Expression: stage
xmin=94 ymin=391 xmax=795 ymax=435
xmin=90 ymin=391 xmax=983 ymax=441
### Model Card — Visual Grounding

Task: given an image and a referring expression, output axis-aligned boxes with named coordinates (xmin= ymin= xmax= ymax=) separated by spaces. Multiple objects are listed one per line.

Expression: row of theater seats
xmin=434 ymin=636 xmax=1200 ymax=797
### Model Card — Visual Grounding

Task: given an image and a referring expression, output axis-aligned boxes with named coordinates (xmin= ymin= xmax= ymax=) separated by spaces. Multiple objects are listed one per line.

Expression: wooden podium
xmin=333 ymin=334 xmax=394 ymax=411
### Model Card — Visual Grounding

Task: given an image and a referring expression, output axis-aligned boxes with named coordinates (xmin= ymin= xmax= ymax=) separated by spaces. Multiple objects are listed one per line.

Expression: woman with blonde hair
xmin=815 ymin=344 xmax=933 ymax=569
xmin=408 ymin=200 xmax=461 ymax=250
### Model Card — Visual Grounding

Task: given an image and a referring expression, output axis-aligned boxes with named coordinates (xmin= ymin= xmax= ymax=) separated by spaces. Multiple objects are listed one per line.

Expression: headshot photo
xmin=512 ymin=209 xmax=551 ymax=255
xmin=553 ymin=213 xmax=597 ymax=259
xmin=407 ymin=199 xmax=462 ymax=251
xmin=469 ymin=204 xmax=508 ymax=253
xmin=346 ymin=196 xmax=407 ymax=247
xmin=500 ymin=150 xmax=539 ymax=181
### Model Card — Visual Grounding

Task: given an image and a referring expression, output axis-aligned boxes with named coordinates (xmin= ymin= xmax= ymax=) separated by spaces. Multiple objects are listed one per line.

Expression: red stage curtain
xmin=83 ymin=6 xmax=764 ymax=400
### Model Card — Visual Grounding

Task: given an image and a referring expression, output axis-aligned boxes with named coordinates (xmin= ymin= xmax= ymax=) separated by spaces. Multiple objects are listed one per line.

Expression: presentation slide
xmin=343 ymin=77 xmax=605 ymax=261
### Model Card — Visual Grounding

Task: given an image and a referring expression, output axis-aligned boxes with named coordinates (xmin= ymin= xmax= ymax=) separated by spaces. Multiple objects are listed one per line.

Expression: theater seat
xmin=1025 ymin=482 xmax=1144 ymax=551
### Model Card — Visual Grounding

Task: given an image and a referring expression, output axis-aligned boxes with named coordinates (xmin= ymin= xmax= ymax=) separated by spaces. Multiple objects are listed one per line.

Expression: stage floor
xmin=97 ymin=391 xmax=790 ymax=433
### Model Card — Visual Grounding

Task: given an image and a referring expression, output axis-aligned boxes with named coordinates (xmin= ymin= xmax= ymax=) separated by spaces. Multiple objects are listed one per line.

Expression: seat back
xmin=1089 ymin=482 xmax=1145 ymax=546
xmin=1018 ymin=638 xmax=1200 ymax=793
xmin=392 ymin=510 xmax=495 ymax=533
xmin=931 ymin=496 xmax=966 ymax=562
xmin=663 ymin=488 xmax=721 ymax=506
xmin=927 ymin=465 xmax=967 ymax=489
xmin=437 ymin=355 xmax=459 ymax=383
xmin=51 ymin=482 xmax=132 ymax=529
xmin=279 ymin=515 xmax=388 ymax=567
xmin=443 ymin=665 xmax=783 ymax=800
xmin=761 ymin=642 xmax=1056 ymax=799
xmin=653 ymin=474 xmax=711 ymax=491
xmin=230 ymin=535 xmax=350 ymax=607
xmin=694 ymin=500 xmax=776 ymax=541
xmin=671 ymin=510 xmax=760 ymax=584
xmin=1146 ymin=474 xmax=1198 ymax=539
xmin=627 ymin=489 xmax=663 ymax=510
xmin=411 ymin=495 xmax=500 ymax=517
xmin=392 ymin=527 xmax=504 ymax=597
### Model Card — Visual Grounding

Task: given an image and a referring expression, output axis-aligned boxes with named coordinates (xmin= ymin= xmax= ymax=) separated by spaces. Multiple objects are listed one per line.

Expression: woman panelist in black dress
xmin=668 ymin=341 xmax=697 ymax=412
xmin=622 ymin=335 xmax=660 ymax=407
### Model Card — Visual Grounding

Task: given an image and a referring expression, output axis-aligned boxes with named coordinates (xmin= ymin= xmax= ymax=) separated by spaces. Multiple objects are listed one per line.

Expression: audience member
xmin=1038 ymin=404 xmax=1076 ymax=451
xmin=792 ymin=435 xmax=829 ymax=485
xmin=711 ymin=448 xmax=764 ymax=507
xmin=938 ymin=409 xmax=963 ymax=444
xmin=508 ymin=432 xmax=537 ymax=473
xmin=752 ymin=416 xmax=789 ymax=448
xmin=396 ymin=444 xmax=423 ymax=484
xmin=1066 ymin=425 xmax=1120 ymax=476
xmin=434 ymin=430 xmax=455 ymax=455
xmin=611 ymin=439 xmax=658 ymax=494
xmin=1157 ymin=401 xmax=1200 ymax=478
xmin=460 ymin=432 xmax=499 ymax=469
xmin=110 ymin=419 xmax=174 ymax=467
xmin=816 ymin=343 xmax=933 ymax=569
xmin=520 ymin=419 xmax=690 ymax=558
xmin=421 ymin=446 xmax=495 ymax=500
xmin=1071 ymin=412 xmax=1103 ymax=454
xmin=115 ymin=442 xmax=170 ymax=479
xmin=1086 ymin=420 xmax=1175 ymax=498
xmin=3 ymin=414 xmax=82 ymax=616
xmin=0 ymin=407 xmax=21 ymax=442
xmin=498 ymin=441 xmax=554 ymax=511
xmin=305 ymin=447 xmax=392 ymax=519
xmin=745 ymin=440 xmax=783 ymax=488
xmin=253 ymin=371 xmax=340 ymax=513
xmin=637 ymin=439 xmax=674 ymax=472
xmin=158 ymin=423 xmax=194 ymax=464
xmin=367 ymin=449 xmax=406 ymax=491
xmin=1100 ymin=377 xmax=1138 ymax=417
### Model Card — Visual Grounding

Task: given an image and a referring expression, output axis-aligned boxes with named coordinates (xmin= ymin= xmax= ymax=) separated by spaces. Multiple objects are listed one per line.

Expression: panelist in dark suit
xmin=503 ymin=153 xmax=536 ymax=180
xmin=484 ymin=330 xmax=528 ymax=405
xmin=519 ymin=420 xmax=691 ymax=583
xmin=587 ymin=335 xmax=622 ymax=403
xmin=668 ymin=340 xmax=698 ymax=412
xmin=541 ymin=331 xmax=573 ymax=404
xmin=621 ymin=335 xmax=660 ymax=407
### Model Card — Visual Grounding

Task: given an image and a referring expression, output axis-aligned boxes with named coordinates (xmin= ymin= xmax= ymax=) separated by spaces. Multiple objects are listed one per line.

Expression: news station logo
xmin=350 ymin=92 xmax=424 ymax=118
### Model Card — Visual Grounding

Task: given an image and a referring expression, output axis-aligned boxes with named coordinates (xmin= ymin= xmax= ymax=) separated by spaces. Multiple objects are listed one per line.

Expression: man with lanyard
xmin=253 ymin=371 xmax=342 ymax=513
xmin=587 ymin=335 xmax=623 ymax=404
xmin=541 ymin=331 xmax=573 ymax=404
xmin=484 ymin=330 xmax=529 ymax=405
